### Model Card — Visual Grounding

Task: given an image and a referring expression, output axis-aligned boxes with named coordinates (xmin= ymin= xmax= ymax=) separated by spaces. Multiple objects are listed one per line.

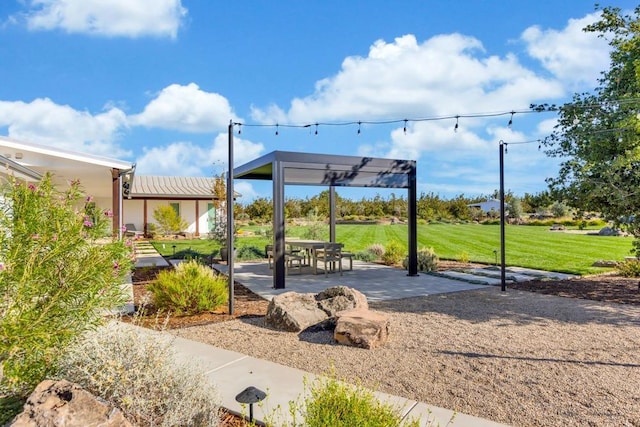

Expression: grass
xmin=151 ymin=223 xmax=634 ymax=275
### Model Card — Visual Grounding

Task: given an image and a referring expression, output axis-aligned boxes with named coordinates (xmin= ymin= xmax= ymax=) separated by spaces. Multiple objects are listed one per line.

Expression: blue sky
xmin=0 ymin=1 xmax=636 ymax=203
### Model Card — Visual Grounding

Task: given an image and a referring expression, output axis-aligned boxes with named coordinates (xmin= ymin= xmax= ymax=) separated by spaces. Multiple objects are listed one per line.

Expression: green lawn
xmin=151 ymin=223 xmax=634 ymax=275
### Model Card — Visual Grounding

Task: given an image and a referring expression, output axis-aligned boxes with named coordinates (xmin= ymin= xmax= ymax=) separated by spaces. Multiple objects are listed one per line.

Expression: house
xmin=124 ymin=175 xmax=223 ymax=238
xmin=467 ymin=198 xmax=508 ymax=214
xmin=0 ymin=136 xmax=230 ymax=237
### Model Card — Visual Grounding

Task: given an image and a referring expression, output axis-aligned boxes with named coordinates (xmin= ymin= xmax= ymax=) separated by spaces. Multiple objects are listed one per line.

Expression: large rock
xmin=265 ymin=292 xmax=329 ymax=332
xmin=334 ymin=309 xmax=390 ymax=349
xmin=316 ymin=286 xmax=368 ymax=317
xmin=265 ymin=286 xmax=369 ymax=332
xmin=10 ymin=379 xmax=132 ymax=427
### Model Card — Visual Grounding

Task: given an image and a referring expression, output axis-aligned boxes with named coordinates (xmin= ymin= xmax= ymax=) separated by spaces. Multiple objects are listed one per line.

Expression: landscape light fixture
xmin=235 ymin=386 xmax=266 ymax=423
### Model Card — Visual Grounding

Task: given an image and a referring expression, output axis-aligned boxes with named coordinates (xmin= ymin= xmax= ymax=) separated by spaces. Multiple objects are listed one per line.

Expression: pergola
xmin=233 ymin=150 xmax=418 ymax=289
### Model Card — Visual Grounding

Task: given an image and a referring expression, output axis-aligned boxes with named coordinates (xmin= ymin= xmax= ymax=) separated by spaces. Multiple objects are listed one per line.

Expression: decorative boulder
xmin=316 ymin=286 xmax=368 ymax=317
xmin=265 ymin=286 xmax=370 ymax=332
xmin=265 ymin=292 xmax=330 ymax=332
xmin=334 ymin=309 xmax=390 ymax=349
xmin=10 ymin=379 xmax=132 ymax=427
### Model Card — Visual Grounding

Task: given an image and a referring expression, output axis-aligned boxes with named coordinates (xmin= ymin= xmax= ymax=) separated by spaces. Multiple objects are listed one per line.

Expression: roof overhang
xmin=0 ymin=136 xmax=134 ymax=198
xmin=234 ymin=150 xmax=415 ymax=188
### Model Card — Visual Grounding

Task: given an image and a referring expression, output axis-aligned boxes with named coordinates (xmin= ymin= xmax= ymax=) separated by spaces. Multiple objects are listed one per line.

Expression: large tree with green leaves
xmin=541 ymin=5 xmax=640 ymax=253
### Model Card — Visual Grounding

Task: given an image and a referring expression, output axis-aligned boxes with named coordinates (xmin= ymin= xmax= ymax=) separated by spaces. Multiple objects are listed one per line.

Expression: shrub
xmin=236 ymin=245 xmax=265 ymax=261
xmin=147 ymin=260 xmax=227 ymax=315
xmin=153 ymin=205 xmax=188 ymax=236
xmin=617 ymin=259 xmax=640 ymax=277
xmin=0 ymin=175 xmax=133 ymax=394
xmin=57 ymin=322 xmax=220 ymax=427
xmin=367 ymin=243 xmax=385 ymax=258
xmin=381 ymin=241 xmax=404 ymax=266
xmin=403 ymin=247 xmax=439 ymax=272
xmin=289 ymin=375 xmax=420 ymax=427
xmin=354 ymin=250 xmax=377 ymax=262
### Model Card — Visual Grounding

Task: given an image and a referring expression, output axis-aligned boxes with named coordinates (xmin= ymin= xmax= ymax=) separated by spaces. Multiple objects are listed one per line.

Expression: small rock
xmin=334 ymin=309 xmax=390 ymax=349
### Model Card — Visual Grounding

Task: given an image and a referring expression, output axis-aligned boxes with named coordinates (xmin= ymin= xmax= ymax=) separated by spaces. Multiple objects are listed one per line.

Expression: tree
xmin=540 ymin=5 xmax=640 ymax=253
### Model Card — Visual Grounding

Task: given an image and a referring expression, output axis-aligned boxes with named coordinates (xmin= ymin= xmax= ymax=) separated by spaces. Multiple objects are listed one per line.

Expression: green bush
xmin=153 ymin=205 xmax=188 ymax=236
xmin=289 ymin=375 xmax=420 ymax=427
xmin=381 ymin=241 xmax=404 ymax=266
xmin=236 ymin=245 xmax=265 ymax=260
xmin=617 ymin=259 xmax=640 ymax=277
xmin=57 ymin=322 xmax=220 ymax=427
xmin=354 ymin=250 xmax=377 ymax=262
xmin=403 ymin=247 xmax=439 ymax=272
xmin=148 ymin=260 xmax=227 ymax=315
xmin=0 ymin=175 xmax=133 ymax=395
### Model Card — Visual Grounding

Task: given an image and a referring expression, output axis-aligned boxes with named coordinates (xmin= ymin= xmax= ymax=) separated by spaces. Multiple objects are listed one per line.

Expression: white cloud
xmin=252 ymin=33 xmax=564 ymax=124
xmin=21 ymin=0 xmax=187 ymax=38
xmin=521 ymin=12 xmax=610 ymax=87
xmin=131 ymin=83 xmax=239 ymax=133
xmin=135 ymin=133 xmax=265 ymax=177
xmin=0 ymin=97 xmax=130 ymax=158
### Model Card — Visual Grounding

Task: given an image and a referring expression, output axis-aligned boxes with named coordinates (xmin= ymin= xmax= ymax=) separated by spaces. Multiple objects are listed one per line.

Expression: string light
xmin=229 ymin=98 xmax=640 ymax=137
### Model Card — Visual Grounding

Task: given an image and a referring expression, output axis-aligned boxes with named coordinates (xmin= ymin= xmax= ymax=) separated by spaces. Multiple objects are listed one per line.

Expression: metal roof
xmin=233 ymin=150 xmax=415 ymax=188
xmin=130 ymin=175 xmax=241 ymax=200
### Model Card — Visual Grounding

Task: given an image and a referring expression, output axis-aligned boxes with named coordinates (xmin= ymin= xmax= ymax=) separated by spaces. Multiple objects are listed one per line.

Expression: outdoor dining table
xmin=284 ymin=239 xmax=342 ymax=274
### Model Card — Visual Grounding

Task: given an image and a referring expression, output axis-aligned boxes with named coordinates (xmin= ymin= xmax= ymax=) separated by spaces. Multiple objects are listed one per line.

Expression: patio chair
xmin=340 ymin=250 xmax=354 ymax=271
xmin=315 ymin=242 xmax=343 ymax=277
xmin=124 ymin=223 xmax=144 ymax=239
xmin=266 ymin=244 xmax=303 ymax=274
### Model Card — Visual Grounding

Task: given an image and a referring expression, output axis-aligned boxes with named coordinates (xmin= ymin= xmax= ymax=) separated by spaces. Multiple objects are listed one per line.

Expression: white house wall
xmin=123 ymin=199 xmax=215 ymax=236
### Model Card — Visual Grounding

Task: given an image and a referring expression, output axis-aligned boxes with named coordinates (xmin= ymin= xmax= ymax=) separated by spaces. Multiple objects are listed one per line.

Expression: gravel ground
xmin=171 ymin=286 xmax=640 ymax=427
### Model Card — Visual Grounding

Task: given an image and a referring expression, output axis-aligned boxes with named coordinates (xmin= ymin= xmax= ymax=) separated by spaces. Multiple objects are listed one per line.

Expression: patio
xmin=213 ymin=260 xmax=487 ymax=301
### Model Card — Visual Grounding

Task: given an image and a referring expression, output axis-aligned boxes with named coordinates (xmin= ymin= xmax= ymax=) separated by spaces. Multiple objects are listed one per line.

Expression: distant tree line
xmin=234 ymin=189 xmax=565 ymax=223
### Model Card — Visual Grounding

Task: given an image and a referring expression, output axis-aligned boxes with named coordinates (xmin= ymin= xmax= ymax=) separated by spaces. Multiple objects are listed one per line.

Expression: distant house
xmin=467 ymin=198 xmax=508 ymax=214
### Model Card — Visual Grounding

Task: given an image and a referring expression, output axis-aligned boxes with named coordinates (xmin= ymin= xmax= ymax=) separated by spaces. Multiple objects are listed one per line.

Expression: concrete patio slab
xmin=214 ymin=260 xmax=489 ymax=301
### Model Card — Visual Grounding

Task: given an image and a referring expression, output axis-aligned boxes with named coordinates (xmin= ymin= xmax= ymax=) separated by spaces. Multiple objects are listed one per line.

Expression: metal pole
xmin=227 ymin=121 xmax=235 ymax=314
xmin=329 ymin=186 xmax=336 ymax=243
xmin=499 ymin=141 xmax=506 ymax=292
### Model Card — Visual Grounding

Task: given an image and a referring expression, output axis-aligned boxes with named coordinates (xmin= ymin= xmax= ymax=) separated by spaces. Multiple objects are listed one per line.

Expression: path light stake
xmin=235 ymin=386 xmax=266 ymax=423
